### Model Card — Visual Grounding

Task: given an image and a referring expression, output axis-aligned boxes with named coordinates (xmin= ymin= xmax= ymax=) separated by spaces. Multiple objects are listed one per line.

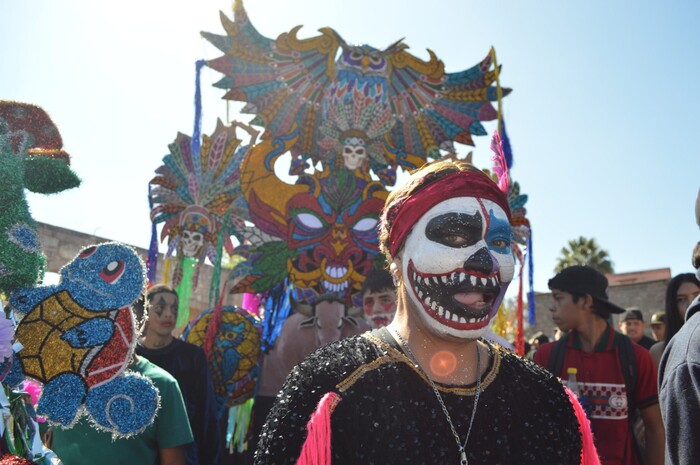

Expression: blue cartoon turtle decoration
xmin=9 ymin=242 xmax=159 ymax=437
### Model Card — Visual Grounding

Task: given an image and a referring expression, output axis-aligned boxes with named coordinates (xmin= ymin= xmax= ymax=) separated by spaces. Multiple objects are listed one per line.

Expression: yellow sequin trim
xmin=334 ymin=333 xmax=501 ymax=395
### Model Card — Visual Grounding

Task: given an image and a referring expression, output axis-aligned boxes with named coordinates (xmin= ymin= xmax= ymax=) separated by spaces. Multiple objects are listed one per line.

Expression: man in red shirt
xmin=534 ymin=265 xmax=665 ymax=465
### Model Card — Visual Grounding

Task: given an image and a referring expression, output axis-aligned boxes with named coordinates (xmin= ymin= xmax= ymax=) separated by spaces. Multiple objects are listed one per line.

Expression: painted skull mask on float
xmin=400 ymin=196 xmax=514 ymax=339
xmin=341 ymin=136 xmax=368 ymax=170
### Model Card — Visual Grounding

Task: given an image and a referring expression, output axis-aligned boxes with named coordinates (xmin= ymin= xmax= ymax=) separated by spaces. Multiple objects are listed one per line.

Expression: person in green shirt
xmin=50 ymin=355 xmax=193 ymax=465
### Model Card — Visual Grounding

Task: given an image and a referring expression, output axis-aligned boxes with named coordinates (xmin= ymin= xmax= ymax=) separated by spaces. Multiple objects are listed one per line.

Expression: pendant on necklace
xmin=460 ymin=449 xmax=468 ymax=465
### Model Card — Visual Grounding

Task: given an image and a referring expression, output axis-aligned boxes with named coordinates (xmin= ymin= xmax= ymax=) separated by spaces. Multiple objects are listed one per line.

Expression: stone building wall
xmin=36 ymin=221 xmax=241 ymax=326
xmin=531 ymin=277 xmax=670 ymax=340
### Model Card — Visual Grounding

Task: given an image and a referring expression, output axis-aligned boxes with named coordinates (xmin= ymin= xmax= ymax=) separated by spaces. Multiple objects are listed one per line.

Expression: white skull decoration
xmin=181 ymin=230 xmax=205 ymax=257
xmin=400 ymin=196 xmax=515 ymax=340
xmin=341 ymin=136 xmax=367 ymax=170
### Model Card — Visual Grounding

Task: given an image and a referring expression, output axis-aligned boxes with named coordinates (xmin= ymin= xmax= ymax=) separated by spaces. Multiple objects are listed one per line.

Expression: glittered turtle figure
xmin=9 ymin=242 xmax=160 ymax=436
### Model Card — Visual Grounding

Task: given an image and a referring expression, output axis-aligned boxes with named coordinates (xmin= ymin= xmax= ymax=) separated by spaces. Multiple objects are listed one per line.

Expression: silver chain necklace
xmin=391 ymin=329 xmax=482 ymax=465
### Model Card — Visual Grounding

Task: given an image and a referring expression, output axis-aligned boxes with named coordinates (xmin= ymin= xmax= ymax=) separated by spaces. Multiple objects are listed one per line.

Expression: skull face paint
xmin=400 ymin=196 xmax=514 ymax=339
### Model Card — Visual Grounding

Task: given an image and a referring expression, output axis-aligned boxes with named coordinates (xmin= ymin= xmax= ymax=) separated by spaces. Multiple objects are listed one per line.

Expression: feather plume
xmin=490 ymin=130 xmax=509 ymax=194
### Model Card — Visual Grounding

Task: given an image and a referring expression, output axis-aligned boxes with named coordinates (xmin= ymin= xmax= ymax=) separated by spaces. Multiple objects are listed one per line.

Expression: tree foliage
xmin=555 ymin=236 xmax=614 ymax=274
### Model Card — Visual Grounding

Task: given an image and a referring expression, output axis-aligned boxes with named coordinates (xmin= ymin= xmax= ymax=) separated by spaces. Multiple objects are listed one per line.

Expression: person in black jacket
xmin=659 ymin=238 xmax=700 ymax=465
xmin=135 ymin=284 xmax=221 ymax=465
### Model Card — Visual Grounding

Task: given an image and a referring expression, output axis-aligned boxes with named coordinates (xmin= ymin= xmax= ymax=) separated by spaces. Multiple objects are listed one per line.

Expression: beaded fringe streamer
xmin=146 ymin=184 xmax=159 ymax=285
xmin=162 ymin=257 xmax=172 ymax=284
xmin=564 ymin=386 xmax=601 ymax=465
xmin=296 ymin=392 xmax=341 ymax=465
xmin=527 ymin=233 xmax=536 ymax=325
xmin=175 ymin=256 xmax=196 ymax=328
xmin=227 ymin=398 xmax=254 ymax=453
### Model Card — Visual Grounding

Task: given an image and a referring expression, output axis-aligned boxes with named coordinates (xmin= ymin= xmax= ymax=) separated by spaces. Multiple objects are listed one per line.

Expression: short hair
xmin=567 ymin=291 xmax=610 ymax=320
xmin=146 ymin=283 xmax=178 ymax=303
xmin=361 ymin=269 xmax=395 ymax=296
xmin=378 ymin=160 xmax=486 ymax=263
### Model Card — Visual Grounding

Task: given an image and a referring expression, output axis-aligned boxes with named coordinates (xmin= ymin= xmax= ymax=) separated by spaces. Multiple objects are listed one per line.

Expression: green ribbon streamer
xmin=175 ymin=256 xmax=197 ymax=328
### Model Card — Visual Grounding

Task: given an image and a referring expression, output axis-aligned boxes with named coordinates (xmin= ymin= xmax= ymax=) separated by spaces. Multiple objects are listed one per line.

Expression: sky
xmin=2 ymin=0 xmax=699 ymax=293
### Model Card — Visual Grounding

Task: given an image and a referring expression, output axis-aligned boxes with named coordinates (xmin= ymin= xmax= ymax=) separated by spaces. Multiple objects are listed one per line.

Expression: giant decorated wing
xmin=202 ymin=0 xmax=341 ymax=159
xmin=384 ymin=51 xmax=508 ymax=167
xmin=202 ymin=0 xmax=510 ymax=174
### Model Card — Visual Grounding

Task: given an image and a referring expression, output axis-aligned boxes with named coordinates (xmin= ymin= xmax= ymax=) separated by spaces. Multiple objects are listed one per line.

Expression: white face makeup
xmin=400 ymin=196 xmax=514 ymax=339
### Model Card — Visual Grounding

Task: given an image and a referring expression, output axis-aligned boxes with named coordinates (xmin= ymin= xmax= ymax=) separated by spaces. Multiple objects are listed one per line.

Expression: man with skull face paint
xmin=254 ymin=161 xmax=598 ymax=465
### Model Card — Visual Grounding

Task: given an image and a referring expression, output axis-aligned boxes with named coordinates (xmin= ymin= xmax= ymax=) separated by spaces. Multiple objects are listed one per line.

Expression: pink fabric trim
xmin=296 ymin=392 xmax=342 ymax=465
xmin=564 ymin=386 xmax=601 ymax=465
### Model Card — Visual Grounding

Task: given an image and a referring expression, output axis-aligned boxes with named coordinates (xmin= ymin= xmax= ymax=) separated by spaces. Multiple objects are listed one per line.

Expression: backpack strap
xmin=547 ymin=332 xmax=569 ymax=377
xmin=616 ymin=332 xmax=643 ymax=463
xmin=615 ymin=332 xmax=637 ymax=407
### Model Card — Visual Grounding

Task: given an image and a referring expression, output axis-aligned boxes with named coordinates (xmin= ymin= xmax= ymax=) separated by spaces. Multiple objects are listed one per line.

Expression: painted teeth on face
xmin=470 ymin=275 xmax=477 ymax=285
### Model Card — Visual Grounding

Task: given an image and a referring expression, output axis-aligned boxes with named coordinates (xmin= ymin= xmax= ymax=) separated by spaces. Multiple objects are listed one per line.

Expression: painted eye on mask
xmin=99 ymin=260 xmax=125 ymax=284
xmin=352 ymin=217 xmax=378 ymax=233
xmin=295 ymin=212 xmax=324 ymax=230
xmin=79 ymin=246 xmax=97 ymax=259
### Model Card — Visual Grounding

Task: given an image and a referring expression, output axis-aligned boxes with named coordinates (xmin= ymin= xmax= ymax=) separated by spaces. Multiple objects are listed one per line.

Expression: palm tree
xmin=555 ymin=236 xmax=614 ymax=274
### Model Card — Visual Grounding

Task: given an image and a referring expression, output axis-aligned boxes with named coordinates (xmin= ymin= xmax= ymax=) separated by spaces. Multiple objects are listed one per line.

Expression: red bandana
xmin=386 ymin=170 xmax=511 ymax=256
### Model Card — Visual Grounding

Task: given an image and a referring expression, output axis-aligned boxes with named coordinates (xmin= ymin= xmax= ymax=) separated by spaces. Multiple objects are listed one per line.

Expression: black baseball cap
xmin=548 ymin=265 xmax=626 ymax=314
xmin=622 ymin=308 xmax=644 ymax=322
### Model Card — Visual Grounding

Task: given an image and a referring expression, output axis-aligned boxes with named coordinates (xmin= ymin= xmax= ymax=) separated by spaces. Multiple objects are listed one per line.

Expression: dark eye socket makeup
xmin=425 ymin=212 xmax=482 ymax=248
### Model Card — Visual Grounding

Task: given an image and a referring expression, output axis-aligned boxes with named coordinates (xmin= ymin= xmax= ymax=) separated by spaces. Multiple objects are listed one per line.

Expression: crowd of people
xmin=13 ymin=161 xmax=700 ymax=465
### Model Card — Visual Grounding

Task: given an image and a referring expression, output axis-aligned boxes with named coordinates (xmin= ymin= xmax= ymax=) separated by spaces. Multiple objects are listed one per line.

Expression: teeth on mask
xmin=441 ymin=276 xmax=448 ymax=284
xmin=459 ymin=272 xmax=466 ymax=283
xmin=481 ymin=277 xmax=487 ymax=285
xmin=459 ymin=316 xmax=466 ymax=323
xmin=418 ymin=290 xmax=424 ymax=298
xmin=444 ymin=310 xmax=451 ymax=320
xmin=469 ymin=317 xmax=476 ymax=323
xmin=425 ymin=297 xmax=432 ymax=306
xmin=470 ymin=275 xmax=477 ymax=286
xmin=451 ymin=314 xmax=459 ymax=322
xmin=491 ymin=277 xmax=497 ymax=286
xmin=431 ymin=301 xmax=437 ymax=310
xmin=433 ymin=276 xmax=439 ymax=285
xmin=438 ymin=306 xmax=445 ymax=316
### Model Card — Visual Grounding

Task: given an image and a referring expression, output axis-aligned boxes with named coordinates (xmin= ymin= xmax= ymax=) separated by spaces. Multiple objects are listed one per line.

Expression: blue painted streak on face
xmin=486 ymin=209 xmax=512 ymax=254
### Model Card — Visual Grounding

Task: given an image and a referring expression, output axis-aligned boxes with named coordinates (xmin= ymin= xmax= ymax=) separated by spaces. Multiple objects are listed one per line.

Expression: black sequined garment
xmin=255 ymin=328 xmax=582 ymax=465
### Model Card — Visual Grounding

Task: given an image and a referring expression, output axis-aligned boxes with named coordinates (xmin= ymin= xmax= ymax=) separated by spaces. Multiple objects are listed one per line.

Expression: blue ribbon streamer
xmin=501 ymin=119 xmax=514 ymax=169
xmin=527 ymin=231 xmax=535 ymax=325
xmin=191 ymin=59 xmax=207 ymax=158
xmin=261 ymin=279 xmax=293 ymax=352
xmin=146 ymin=183 xmax=159 ymax=284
